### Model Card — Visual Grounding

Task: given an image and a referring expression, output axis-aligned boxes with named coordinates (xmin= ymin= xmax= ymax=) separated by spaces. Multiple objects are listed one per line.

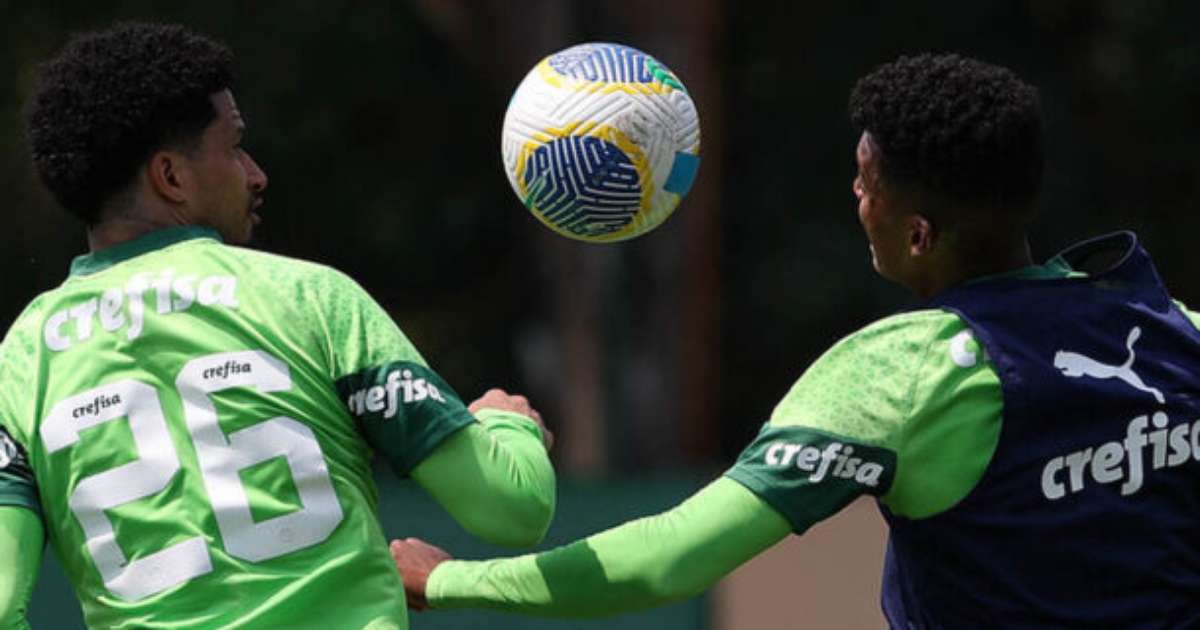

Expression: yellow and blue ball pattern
xmin=502 ymin=43 xmax=701 ymax=243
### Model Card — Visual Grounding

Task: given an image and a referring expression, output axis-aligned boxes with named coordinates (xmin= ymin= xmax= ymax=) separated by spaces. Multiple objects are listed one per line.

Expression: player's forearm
xmin=413 ymin=409 xmax=555 ymax=548
xmin=0 ymin=508 xmax=43 ymax=629
xmin=426 ymin=477 xmax=790 ymax=617
xmin=469 ymin=409 xmax=556 ymax=545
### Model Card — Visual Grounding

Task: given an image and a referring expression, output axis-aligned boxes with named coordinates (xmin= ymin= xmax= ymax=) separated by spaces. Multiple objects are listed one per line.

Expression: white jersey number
xmin=40 ymin=350 xmax=344 ymax=601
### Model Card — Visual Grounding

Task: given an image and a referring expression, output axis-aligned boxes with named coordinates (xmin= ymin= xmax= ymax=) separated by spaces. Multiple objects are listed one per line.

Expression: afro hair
xmin=849 ymin=53 xmax=1043 ymax=222
xmin=25 ymin=22 xmax=233 ymax=223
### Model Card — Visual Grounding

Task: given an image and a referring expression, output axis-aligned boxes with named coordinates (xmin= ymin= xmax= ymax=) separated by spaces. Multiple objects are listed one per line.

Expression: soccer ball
xmin=501 ymin=43 xmax=701 ymax=243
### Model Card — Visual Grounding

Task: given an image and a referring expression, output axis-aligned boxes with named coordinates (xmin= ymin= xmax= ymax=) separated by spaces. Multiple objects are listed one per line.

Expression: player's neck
xmin=910 ymin=235 xmax=1033 ymax=299
xmin=87 ymin=202 xmax=191 ymax=253
xmin=944 ymin=236 xmax=1034 ymax=295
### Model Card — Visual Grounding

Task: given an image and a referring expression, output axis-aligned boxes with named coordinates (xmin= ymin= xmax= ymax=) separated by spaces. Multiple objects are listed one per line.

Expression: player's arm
xmin=314 ymin=268 xmax=555 ymax=547
xmin=0 ymin=424 xmax=43 ymax=629
xmin=0 ymin=508 xmax=42 ymax=629
xmin=396 ymin=476 xmax=790 ymax=616
xmin=393 ymin=310 xmax=992 ymax=616
xmin=396 ymin=411 xmax=897 ymax=616
xmin=409 ymin=391 xmax=555 ymax=548
xmin=334 ymin=351 xmax=555 ymax=549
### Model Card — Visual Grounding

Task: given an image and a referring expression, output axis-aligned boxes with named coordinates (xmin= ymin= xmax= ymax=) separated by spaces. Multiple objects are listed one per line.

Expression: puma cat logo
xmin=1053 ymin=327 xmax=1164 ymax=403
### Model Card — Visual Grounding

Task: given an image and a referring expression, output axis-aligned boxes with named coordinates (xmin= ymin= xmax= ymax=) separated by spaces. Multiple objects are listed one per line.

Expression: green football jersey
xmin=0 ymin=227 xmax=477 ymax=629
xmin=728 ymin=266 xmax=1200 ymax=531
xmin=419 ymin=265 xmax=1200 ymax=617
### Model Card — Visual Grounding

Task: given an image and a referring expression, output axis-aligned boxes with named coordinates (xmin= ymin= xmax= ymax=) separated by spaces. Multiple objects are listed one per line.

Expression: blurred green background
xmin=3 ymin=0 xmax=1199 ymax=627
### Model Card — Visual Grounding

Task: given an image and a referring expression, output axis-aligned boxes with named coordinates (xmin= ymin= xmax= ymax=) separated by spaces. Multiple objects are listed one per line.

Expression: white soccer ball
xmin=501 ymin=42 xmax=701 ymax=243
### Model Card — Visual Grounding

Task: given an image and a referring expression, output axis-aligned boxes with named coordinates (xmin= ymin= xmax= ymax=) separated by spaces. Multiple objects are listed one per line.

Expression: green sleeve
xmin=313 ymin=268 xmax=477 ymax=474
xmin=0 ymin=507 xmax=42 ymax=629
xmin=305 ymin=266 xmax=430 ymax=379
xmin=426 ymin=477 xmax=789 ymax=616
xmin=336 ymin=360 xmax=475 ymax=475
xmin=725 ymin=310 xmax=1003 ymax=530
xmin=411 ymin=409 xmax=555 ymax=548
xmin=725 ymin=425 xmax=896 ymax=532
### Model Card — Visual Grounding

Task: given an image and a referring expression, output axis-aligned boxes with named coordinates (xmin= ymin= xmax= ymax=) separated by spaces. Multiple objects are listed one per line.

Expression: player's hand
xmin=469 ymin=388 xmax=554 ymax=451
xmin=390 ymin=537 xmax=453 ymax=611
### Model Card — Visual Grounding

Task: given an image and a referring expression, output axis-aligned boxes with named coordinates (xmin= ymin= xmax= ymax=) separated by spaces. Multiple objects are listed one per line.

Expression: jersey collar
xmin=965 ymin=258 xmax=1075 ymax=286
xmin=69 ymin=226 xmax=223 ymax=277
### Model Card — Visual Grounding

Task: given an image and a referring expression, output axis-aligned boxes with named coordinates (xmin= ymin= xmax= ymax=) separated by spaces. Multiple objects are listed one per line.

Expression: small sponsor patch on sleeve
xmin=724 ymin=424 xmax=896 ymax=533
xmin=0 ymin=424 xmax=41 ymax=515
xmin=336 ymin=362 xmax=475 ymax=475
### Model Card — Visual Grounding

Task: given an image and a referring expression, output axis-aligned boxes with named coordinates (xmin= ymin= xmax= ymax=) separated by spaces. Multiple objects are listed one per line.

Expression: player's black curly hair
xmin=849 ymin=53 xmax=1043 ymax=222
xmin=25 ymin=22 xmax=233 ymax=224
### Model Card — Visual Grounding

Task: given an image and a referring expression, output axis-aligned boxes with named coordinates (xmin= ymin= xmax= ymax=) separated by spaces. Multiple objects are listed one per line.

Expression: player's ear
xmin=146 ymin=150 xmax=190 ymax=204
xmin=907 ymin=213 xmax=937 ymax=257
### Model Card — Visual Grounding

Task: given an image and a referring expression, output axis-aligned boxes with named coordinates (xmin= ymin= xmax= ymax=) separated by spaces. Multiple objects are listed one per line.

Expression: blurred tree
xmin=411 ymin=0 xmax=727 ymax=473
xmin=0 ymin=0 xmax=1196 ymax=475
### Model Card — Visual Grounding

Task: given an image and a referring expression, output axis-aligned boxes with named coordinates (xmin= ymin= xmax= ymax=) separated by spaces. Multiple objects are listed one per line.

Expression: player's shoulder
xmin=218 ymin=244 xmax=367 ymax=298
xmin=821 ymin=308 xmax=990 ymax=387
xmin=791 ymin=308 xmax=969 ymax=389
xmin=0 ymin=285 xmax=64 ymax=355
xmin=220 ymin=243 xmax=349 ymax=281
xmin=768 ymin=309 xmax=976 ymax=441
xmin=0 ymin=290 xmax=64 ymax=440
xmin=825 ymin=308 xmax=969 ymax=361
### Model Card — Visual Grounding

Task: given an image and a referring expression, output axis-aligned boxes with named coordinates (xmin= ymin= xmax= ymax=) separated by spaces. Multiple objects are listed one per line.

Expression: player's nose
xmin=244 ymin=152 xmax=268 ymax=193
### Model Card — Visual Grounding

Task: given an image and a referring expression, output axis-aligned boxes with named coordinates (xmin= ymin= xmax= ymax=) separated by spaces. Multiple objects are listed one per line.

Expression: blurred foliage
xmin=719 ymin=0 xmax=1200 ymax=450
xmin=1 ymin=0 xmax=1197 ymax=471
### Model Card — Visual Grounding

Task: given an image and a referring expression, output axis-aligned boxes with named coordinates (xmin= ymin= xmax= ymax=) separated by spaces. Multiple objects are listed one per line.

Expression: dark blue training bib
xmin=881 ymin=232 xmax=1200 ymax=629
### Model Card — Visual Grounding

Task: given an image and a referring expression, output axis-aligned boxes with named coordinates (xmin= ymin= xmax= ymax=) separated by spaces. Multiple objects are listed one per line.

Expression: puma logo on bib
xmin=1053 ymin=327 xmax=1164 ymax=403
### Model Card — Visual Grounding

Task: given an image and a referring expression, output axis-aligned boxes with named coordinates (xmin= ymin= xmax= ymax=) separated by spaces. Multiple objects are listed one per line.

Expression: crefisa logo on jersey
xmin=1041 ymin=327 xmax=1200 ymax=500
xmin=763 ymin=440 xmax=886 ymax=488
xmin=345 ymin=367 xmax=448 ymax=420
xmin=43 ymin=269 xmax=239 ymax=352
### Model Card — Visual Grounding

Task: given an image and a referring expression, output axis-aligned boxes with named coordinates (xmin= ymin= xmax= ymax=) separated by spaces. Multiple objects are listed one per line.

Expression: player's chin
xmin=225 ymin=217 xmax=257 ymax=245
xmin=244 ymin=207 xmax=264 ymax=234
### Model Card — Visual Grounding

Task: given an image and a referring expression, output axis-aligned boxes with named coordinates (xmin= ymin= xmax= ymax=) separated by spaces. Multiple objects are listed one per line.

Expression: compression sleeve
xmin=425 ymin=476 xmax=789 ymax=616
xmin=411 ymin=409 xmax=555 ymax=548
xmin=0 ymin=507 xmax=42 ymax=629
